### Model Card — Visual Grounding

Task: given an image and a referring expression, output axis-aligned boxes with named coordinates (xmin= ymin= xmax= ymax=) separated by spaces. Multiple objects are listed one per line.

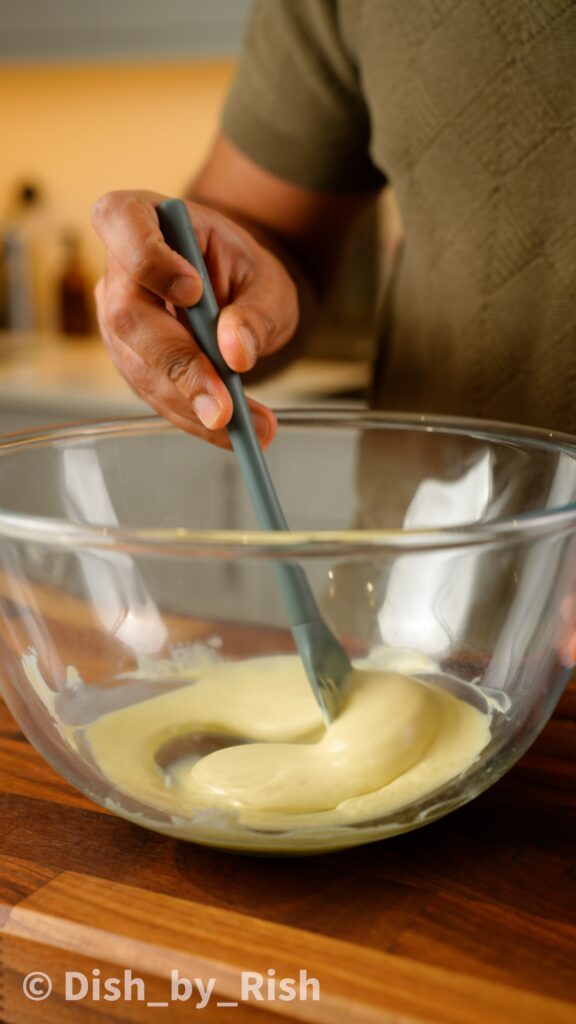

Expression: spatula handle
xmin=156 ymin=198 xmax=318 ymax=623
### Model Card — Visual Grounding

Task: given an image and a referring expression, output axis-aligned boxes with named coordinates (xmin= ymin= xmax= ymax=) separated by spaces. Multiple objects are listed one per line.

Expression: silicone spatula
xmin=157 ymin=198 xmax=351 ymax=722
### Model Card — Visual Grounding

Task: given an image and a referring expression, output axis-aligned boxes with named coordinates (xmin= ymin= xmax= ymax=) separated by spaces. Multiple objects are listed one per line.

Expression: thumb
xmin=217 ymin=271 xmax=299 ymax=374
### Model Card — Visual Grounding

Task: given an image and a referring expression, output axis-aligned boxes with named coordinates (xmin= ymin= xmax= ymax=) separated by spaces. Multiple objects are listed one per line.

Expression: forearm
xmin=183 ymin=134 xmax=380 ymax=380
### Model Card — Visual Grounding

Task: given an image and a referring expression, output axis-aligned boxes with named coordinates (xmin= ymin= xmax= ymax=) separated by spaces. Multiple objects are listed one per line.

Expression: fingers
xmin=101 ymin=315 xmax=277 ymax=450
xmin=91 ymin=190 xmax=203 ymax=307
xmin=98 ymin=260 xmax=235 ymax=429
xmin=96 ymin=272 xmax=277 ymax=448
xmin=217 ymin=256 xmax=299 ymax=373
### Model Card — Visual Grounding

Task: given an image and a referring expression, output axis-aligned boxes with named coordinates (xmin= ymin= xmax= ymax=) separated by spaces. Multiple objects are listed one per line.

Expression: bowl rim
xmin=1 ymin=408 xmax=576 ymax=554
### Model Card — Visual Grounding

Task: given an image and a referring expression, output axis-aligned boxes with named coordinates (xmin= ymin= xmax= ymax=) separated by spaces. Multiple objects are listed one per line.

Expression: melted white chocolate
xmin=81 ymin=655 xmax=492 ymax=842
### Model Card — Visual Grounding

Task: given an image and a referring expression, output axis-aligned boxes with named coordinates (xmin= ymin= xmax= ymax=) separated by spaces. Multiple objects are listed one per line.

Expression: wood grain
xmin=2 ymin=871 xmax=575 ymax=1024
xmin=1 ymin=680 xmax=575 ymax=1023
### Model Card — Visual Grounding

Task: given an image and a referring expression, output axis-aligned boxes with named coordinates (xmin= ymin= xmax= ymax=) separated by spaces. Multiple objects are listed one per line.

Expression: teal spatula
xmin=157 ymin=198 xmax=351 ymax=723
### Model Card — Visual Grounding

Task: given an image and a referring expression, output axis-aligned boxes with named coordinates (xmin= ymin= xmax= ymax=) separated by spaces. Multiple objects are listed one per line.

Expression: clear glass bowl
xmin=0 ymin=410 xmax=575 ymax=854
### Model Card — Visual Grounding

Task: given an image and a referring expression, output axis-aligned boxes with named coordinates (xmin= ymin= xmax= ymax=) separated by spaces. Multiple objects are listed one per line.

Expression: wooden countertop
xmin=1 ymin=678 xmax=575 ymax=1023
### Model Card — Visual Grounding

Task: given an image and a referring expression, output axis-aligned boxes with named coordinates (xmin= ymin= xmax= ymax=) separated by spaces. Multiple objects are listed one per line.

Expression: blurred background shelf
xmin=0 ymin=331 xmax=370 ymax=435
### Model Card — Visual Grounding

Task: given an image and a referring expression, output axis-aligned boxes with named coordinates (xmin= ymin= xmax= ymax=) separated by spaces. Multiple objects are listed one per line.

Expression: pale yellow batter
xmin=76 ymin=654 xmax=492 ymax=846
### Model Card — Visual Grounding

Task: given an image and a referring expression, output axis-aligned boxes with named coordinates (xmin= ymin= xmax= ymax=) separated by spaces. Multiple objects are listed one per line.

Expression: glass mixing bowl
xmin=0 ymin=410 xmax=575 ymax=854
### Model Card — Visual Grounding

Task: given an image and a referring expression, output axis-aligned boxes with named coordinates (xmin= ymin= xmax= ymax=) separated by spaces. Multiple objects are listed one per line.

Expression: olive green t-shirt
xmin=222 ymin=0 xmax=576 ymax=433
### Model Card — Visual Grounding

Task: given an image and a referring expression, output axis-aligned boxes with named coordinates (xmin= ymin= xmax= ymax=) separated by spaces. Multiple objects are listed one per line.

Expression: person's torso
xmin=340 ymin=0 xmax=576 ymax=431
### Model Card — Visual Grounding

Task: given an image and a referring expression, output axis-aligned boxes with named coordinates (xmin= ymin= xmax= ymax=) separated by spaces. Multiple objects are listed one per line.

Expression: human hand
xmin=91 ymin=190 xmax=299 ymax=449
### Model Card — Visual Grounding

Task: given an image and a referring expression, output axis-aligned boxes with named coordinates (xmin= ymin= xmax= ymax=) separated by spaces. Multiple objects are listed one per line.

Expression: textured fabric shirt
xmin=222 ymin=0 xmax=576 ymax=433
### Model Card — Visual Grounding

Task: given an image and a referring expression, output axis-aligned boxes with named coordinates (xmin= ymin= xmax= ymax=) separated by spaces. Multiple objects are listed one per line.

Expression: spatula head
xmin=292 ymin=619 xmax=352 ymax=724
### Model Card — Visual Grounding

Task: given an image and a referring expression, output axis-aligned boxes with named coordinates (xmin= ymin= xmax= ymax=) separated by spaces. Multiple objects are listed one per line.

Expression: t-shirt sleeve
xmin=221 ymin=0 xmax=385 ymax=194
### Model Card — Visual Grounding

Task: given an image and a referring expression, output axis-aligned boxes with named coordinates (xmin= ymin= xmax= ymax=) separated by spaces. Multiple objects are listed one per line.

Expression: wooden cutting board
xmin=1 ymin=680 xmax=575 ymax=1024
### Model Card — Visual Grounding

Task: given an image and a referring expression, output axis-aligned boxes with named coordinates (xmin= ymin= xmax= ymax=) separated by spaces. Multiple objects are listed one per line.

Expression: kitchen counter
xmin=0 ymin=673 xmax=575 ymax=1022
xmin=0 ymin=332 xmax=370 ymax=431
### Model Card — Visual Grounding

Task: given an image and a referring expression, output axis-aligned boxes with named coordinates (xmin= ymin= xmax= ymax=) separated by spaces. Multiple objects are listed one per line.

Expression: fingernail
xmin=169 ymin=276 xmax=199 ymax=307
xmin=237 ymin=325 xmax=257 ymax=365
xmin=192 ymin=394 xmax=222 ymax=429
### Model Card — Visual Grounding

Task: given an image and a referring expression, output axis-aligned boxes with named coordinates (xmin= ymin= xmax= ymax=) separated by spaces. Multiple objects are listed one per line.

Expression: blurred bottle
xmin=57 ymin=230 xmax=92 ymax=337
xmin=1 ymin=182 xmax=44 ymax=331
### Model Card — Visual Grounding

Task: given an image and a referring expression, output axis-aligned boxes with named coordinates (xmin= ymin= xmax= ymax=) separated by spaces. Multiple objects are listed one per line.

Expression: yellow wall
xmin=0 ymin=60 xmax=235 ymax=291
